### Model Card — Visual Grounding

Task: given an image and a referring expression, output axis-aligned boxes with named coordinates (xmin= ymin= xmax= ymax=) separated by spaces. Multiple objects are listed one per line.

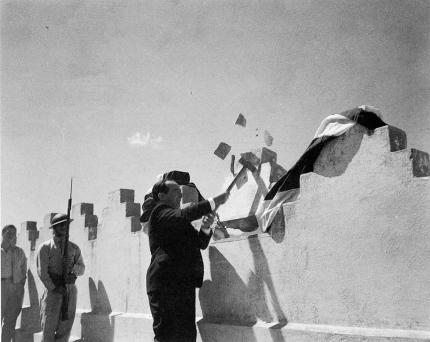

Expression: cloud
xmin=127 ymin=132 xmax=163 ymax=148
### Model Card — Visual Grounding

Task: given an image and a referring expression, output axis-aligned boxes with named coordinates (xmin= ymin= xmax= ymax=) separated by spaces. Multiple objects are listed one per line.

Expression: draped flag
xmin=258 ymin=105 xmax=386 ymax=231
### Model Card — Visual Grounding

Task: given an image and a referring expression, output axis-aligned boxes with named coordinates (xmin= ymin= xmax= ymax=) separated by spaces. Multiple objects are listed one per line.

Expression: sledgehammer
xmin=225 ymin=154 xmax=260 ymax=193
xmin=213 ymin=153 xmax=259 ymax=231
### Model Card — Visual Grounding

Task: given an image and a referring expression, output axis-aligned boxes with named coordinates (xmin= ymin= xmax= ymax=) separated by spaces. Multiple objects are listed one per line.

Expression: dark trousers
xmin=1 ymin=281 xmax=24 ymax=342
xmin=40 ymin=285 xmax=77 ymax=342
xmin=148 ymin=288 xmax=196 ymax=342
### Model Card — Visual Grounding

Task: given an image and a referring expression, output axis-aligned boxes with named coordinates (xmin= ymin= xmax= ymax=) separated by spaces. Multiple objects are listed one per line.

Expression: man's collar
xmin=157 ymin=200 xmax=175 ymax=209
xmin=53 ymin=236 xmax=65 ymax=244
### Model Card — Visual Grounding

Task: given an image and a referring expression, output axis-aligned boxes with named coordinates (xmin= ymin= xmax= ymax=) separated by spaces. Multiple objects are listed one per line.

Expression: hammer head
xmin=239 ymin=152 xmax=260 ymax=173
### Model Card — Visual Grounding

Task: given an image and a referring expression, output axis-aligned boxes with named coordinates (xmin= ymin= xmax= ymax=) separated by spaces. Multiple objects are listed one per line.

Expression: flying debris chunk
xmin=260 ymin=147 xmax=277 ymax=164
xmin=214 ymin=142 xmax=232 ymax=160
xmin=235 ymin=113 xmax=246 ymax=127
xmin=270 ymin=163 xmax=287 ymax=183
xmin=239 ymin=152 xmax=261 ymax=170
xmin=264 ymin=130 xmax=274 ymax=146
xmin=230 ymin=154 xmax=236 ymax=175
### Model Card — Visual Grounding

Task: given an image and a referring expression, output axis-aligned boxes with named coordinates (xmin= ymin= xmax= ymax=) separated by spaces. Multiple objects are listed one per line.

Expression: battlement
xmin=198 ymin=124 xmax=429 ymax=341
xmin=15 ymin=123 xmax=429 ymax=342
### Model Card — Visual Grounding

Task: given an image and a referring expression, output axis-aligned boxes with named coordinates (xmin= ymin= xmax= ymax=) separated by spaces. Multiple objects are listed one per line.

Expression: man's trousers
xmin=1 ymin=280 xmax=24 ymax=342
xmin=40 ymin=285 xmax=77 ymax=342
xmin=148 ymin=288 xmax=197 ymax=342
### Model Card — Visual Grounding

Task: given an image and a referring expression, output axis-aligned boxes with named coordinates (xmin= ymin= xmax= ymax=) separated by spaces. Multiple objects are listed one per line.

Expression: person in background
xmin=1 ymin=224 xmax=27 ymax=342
xmin=36 ymin=213 xmax=85 ymax=342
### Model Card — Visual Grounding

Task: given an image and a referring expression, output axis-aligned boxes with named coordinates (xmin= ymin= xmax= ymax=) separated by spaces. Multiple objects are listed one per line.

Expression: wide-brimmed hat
xmin=50 ymin=213 xmax=73 ymax=228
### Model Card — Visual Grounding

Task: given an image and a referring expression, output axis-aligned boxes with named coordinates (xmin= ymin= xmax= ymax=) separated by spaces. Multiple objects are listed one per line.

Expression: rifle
xmin=60 ymin=178 xmax=73 ymax=321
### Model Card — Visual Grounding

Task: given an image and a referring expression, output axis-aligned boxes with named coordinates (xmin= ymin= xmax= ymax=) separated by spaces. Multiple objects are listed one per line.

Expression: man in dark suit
xmin=142 ymin=179 xmax=229 ymax=342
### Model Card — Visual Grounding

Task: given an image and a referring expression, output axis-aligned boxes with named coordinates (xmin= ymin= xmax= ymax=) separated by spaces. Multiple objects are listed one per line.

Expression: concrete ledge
xmin=198 ymin=320 xmax=430 ymax=342
xmin=78 ymin=312 xmax=430 ymax=342
xmin=32 ymin=331 xmax=81 ymax=342
xmin=81 ymin=311 xmax=122 ymax=342
xmin=70 ymin=308 xmax=86 ymax=340
xmin=111 ymin=313 xmax=154 ymax=342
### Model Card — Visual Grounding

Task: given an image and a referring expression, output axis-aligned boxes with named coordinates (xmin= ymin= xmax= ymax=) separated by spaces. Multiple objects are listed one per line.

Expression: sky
xmin=1 ymin=0 xmax=429 ymax=229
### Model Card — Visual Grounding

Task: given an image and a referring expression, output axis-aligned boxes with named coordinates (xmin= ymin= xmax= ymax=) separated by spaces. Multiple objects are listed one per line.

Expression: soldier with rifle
xmin=36 ymin=180 xmax=85 ymax=342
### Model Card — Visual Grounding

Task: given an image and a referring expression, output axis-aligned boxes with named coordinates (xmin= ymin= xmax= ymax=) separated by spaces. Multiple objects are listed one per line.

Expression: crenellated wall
xmin=197 ymin=125 xmax=430 ymax=341
xmin=15 ymin=124 xmax=430 ymax=342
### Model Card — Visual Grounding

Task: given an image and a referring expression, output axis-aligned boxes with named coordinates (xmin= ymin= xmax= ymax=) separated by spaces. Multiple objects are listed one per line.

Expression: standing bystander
xmin=1 ymin=224 xmax=27 ymax=342
xmin=36 ymin=213 xmax=85 ymax=342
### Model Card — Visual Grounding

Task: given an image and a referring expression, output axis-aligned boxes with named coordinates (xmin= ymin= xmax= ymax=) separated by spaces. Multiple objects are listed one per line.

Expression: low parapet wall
xmin=198 ymin=125 xmax=429 ymax=338
xmin=16 ymin=125 xmax=430 ymax=342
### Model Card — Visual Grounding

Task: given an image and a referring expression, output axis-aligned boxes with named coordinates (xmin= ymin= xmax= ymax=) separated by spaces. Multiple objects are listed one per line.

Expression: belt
xmin=1 ymin=277 xmax=13 ymax=282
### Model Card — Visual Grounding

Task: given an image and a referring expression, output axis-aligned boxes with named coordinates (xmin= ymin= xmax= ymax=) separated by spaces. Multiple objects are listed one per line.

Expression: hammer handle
xmin=226 ymin=166 xmax=247 ymax=193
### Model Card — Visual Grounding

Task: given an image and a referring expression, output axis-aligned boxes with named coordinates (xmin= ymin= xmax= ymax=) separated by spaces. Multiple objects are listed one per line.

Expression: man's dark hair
xmin=2 ymin=225 xmax=16 ymax=235
xmin=152 ymin=180 xmax=170 ymax=202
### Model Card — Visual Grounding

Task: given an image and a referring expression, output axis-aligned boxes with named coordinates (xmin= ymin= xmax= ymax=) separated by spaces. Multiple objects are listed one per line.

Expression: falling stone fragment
xmin=230 ymin=154 xmax=236 ymax=175
xmin=260 ymin=147 xmax=277 ymax=164
xmin=214 ymin=142 xmax=232 ymax=160
xmin=264 ymin=130 xmax=274 ymax=146
xmin=270 ymin=163 xmax=287 ymax=183
xmin=239 ymin=152 xmax=261 ymax=169
xmin=235 ymin=113 xmax=246 ymax=127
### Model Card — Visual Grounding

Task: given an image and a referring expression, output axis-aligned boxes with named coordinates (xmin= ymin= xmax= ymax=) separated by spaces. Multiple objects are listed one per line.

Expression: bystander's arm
xmin=72 ymin=247 xmax=85 ymax=276
xmin=36 ymin=245 xmax=56 ymax=291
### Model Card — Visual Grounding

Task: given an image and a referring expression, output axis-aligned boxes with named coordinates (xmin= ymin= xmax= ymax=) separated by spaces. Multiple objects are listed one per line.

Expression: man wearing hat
xmin=36 ymin=213 xmax=85 ymax=342
xmin=1 ymin=225 xmax=27 ymax=342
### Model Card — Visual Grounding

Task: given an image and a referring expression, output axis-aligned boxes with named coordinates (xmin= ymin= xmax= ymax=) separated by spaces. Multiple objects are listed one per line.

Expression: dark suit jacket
xmin=146 ymin=200 xmax=213 ymax=293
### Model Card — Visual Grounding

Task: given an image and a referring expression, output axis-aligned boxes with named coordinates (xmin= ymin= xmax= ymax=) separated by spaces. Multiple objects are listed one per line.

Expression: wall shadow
xmin=81 ymin=278 xmax=114 ymax=342
xmin=199 ymin=247 xmax=257 ymax=327
xmin=27 ymin=270 xmax=40 ymax=309
xmin=19 ymin=269 xmax=41 ymax=334
xmin=248 ymin=237 xmax=287 ymax=328
xmin=313 ymin=128 xmax=364 ymax=178
xmin=89 ymin=277 xmax=98 ymax=312
xmin=267 ymin=130 xmax=365 ymax=243
xmin=268 ymin=208 xmax=286 ymax=244
xmin=199 ymin=246 xmax=287 ymax=342
xmin=96 ymin=280 xmax=113 ymax=314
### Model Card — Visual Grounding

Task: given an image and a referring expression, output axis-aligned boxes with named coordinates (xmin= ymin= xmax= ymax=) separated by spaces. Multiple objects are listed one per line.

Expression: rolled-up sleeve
xmin=72 ymin=247 xmax=85 ymax=276
xmin=36 ymin=244 xmax=56 ymax=291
